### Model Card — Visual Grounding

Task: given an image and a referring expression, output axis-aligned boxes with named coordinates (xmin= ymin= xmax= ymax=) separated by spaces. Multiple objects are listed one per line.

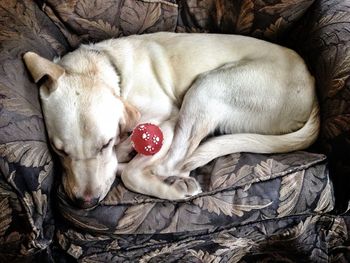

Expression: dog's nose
xmin=72 ymin=196 xmax=99 ymax=209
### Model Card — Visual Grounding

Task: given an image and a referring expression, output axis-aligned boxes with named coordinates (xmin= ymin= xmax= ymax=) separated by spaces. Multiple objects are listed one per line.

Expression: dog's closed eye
xmin=100 ymin=138 xmax=113 ymax=152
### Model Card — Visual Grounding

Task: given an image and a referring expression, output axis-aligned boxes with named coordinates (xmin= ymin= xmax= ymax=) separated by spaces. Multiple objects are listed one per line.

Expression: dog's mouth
xmin=60 ymin=173 xmax=100 ymax=209
xmin=60 ymin=165 xmax=118 ymax=209
xmin=70 ymin=196 xmax=100 ymax=209
xmin=58 ymin=184 xmax=100 ymax=210
xmin=63 ymin=189 xmax=101 ymax=209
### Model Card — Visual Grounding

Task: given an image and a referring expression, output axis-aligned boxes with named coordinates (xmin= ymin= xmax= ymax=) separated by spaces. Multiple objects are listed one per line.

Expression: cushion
xmin=55 ymin=151 xmax=334 ymax=260
xmin=39 ymin=0 xmax=317 ymax=46
xmin=287 ymin=0 xmax=350 ymax=208
xmin=0 ymin=0 xmax=69 ymax=260
xmin=55 ymin=214 xmax=349 ymax=262
xmin=38 ymin=0 xmax=179 ymax=47
xmin=176 ymin=0 xmax=315 ymax=41
xmin=0 ymin=0 xmax=343 ymax=261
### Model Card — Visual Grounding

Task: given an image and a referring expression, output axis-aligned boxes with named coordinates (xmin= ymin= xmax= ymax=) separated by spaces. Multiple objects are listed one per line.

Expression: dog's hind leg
xmin=158 ymin=58 xmax=317 ymax=176
xmin=178 ymin=60 xmax=319 ymax=172
xmin=154 ymin=71 xmax=225 ymax=176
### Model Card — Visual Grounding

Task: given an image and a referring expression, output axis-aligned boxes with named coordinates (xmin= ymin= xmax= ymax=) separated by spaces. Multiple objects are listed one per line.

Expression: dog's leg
xmin=154 ymin=70 xmax=225 ymax=176
xmin=182 ymin=99 xmax=319 ymax=172
xmin=120 ymin=118 xmax=202 ymax=200
xmin=157 ymin=59 xmax=317 ymax=176
xmin=156 ymin=62 xmax=255 ymax=175
xmin=155 ymin=115 xmax=216 ymax=177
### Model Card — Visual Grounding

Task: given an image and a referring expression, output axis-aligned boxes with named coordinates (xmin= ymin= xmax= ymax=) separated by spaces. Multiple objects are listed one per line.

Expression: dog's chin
xmin=61 ymin=172 xmax=116 ymax=209
xmin=63 ymin=186 xmax=102 ymax=209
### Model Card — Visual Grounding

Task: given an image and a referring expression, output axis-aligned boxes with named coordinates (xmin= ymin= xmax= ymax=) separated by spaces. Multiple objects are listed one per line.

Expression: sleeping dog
xmin=23 ymin=32 xmax=319 ymax=208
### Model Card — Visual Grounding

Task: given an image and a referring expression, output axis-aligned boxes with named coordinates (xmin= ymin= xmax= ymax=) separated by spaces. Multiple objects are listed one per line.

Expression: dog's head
xmin=23 ymin=51 xmax=139 ymax=208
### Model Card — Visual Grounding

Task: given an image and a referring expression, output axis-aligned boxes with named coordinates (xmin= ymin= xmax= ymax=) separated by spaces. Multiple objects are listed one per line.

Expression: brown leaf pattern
xmin=75 ymin=0 xmax=112 ymax=19
xmin=236 ymin=0 xmax=254 ymax=34
xmin=0 ymin=141 xmax=51 ymax=168
xmin=120 ymin=0 xmax=162 ymax=34
xmin=287 ymin=0 xmax=350 ymax=206
xmin=41 ymin=0 xmax=178 ymax=45
xmin=177 ymin=0 xmax=314 ymax=40
xmin=0 ymin=197 xmax=12 ymax=237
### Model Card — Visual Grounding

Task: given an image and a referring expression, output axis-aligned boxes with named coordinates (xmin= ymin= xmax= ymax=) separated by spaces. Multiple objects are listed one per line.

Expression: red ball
xmin=131 ymin=123 xmax=164 ymax=155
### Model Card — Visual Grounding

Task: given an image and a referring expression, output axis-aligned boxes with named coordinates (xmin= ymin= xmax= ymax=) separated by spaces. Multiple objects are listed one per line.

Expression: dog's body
xmin=24 ymin=32 xmax=319 ymax=207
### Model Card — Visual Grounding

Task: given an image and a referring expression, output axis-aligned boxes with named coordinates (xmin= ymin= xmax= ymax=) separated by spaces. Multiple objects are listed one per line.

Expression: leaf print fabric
xmin=0 ymin=197 xmax=12 ymax=237
xmin=0 ymin=0 xmax=68 ymax=260
xmin=177 ymin=0 xmax=315 ymax=41
xmin=287 ymin=0 xmax=350 ymax=208
xmin=56 ymin=151 xmax=332 ymax=238
xmin=0 ymin=0 xmax=349 ymax=261
xmin=56 ymin=214 xmax=350 ymax=262
xmin=40 ymin=0 xmax=178 ymax=47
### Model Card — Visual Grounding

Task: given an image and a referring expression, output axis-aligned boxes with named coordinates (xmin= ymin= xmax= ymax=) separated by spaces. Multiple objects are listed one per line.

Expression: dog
xmin=23 ymin=32 xmax=319 ymax=208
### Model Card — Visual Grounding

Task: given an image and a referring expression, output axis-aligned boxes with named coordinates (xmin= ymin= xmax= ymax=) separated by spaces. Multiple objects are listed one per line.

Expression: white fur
xmin=23 ymin=32 xmax=319 ymax=204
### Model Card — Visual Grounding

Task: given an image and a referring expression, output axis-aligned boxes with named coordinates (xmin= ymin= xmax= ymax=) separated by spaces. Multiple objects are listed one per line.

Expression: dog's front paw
xmin=163 ymin=176 xmax=202 ymax=199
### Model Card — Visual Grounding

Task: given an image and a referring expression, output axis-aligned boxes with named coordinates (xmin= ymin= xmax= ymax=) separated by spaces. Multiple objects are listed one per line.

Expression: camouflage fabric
xmin=0 ymin=0 xmax=349 ymax=262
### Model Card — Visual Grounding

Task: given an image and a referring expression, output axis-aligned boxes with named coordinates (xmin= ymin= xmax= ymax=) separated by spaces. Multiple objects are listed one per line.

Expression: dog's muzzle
xmin=71 ymin=195 xmax=100 ymax=209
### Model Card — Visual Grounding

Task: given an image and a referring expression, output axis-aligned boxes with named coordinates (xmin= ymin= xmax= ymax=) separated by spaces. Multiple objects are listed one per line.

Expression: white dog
xmin=23 ymin=32 xmax=319 ymax=208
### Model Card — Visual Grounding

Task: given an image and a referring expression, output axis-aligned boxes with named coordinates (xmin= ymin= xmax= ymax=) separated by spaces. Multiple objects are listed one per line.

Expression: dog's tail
xmin=182 ymin=99 xmax=320 ymax=171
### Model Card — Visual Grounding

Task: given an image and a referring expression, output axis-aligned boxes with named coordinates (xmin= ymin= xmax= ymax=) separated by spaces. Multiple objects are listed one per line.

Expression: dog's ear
xmin=23 ymin=52 xmax=65 ymax=92
xmin=120 ymin=100 xmax=141 ymax=134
